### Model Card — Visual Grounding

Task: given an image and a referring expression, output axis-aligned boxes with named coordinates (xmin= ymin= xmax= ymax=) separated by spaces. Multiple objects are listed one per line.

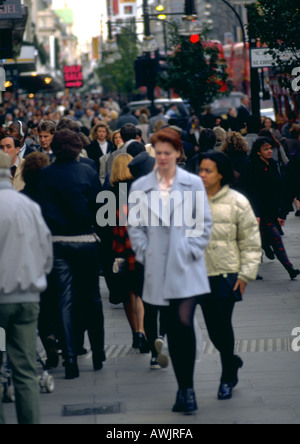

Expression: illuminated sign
xmin=63 ymin=65 xmax=83 ymax=88
xmin=0 ymin=0 xmax=22 ymax=20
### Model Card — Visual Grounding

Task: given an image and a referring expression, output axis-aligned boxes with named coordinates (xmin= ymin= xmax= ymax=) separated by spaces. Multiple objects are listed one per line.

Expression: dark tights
xmin=167 ymin=297 xmax=199 ymax=390
xmin=145 ymin=295 xmax=237 ymax=390
xmin=200 ymin=298 xmax=236 ymax=383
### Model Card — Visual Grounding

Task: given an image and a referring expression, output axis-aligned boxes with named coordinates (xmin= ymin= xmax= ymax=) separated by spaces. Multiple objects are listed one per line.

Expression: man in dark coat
xmin=278 ymin=147 xmax=300 ymax=220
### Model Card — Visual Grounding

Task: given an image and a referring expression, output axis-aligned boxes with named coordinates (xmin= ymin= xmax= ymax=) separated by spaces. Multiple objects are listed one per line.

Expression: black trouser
xmin=51 ymin=241 xmax=105 ymax=359
xmin=38 ymin=273 xmax=61 ymax=350
xmin=199 ymin=297 xmax=236 ymax=383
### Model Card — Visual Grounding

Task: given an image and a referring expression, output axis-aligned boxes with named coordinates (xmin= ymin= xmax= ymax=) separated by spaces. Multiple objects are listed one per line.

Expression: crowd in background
xmin=0 ymin=90 xmax=299 ymax=423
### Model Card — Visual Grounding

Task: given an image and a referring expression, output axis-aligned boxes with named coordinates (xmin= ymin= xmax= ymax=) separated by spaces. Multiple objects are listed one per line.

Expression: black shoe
xmin=172 ymin=389 xmax=198 ymax=414
xmin=65 ymin=357 xmax=79 ymax=380
xmin=230 ymin=355 xmax=244 ymax=388
xmin=287 ymin=268 xmax=300 ymax=280
xmin=45 ymin=337 xmax=59 ymax=369
xmin=263 ymin=245 xmax=275 ymax=260
xmin=92 ymin=353 xmax=103 ymax=371
xmin=295 ymin=210 xmax=300 ymax=217
xmin=137 ymin=333 xmax=150 ymax=354
xmin=77 ymin=347 xmax=88 ymax=356
xmin=219 ymin=356 xmax=243 ymax=400
xmin=218 ymin=383 xmax=233 ymax=400
xmin=256 ymin=274 xmax=263 ymax=280
xmin=132 ymin=332 xmax=140 ymax=349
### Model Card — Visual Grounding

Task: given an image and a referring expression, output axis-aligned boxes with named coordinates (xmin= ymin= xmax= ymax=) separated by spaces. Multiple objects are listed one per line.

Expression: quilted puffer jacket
xmin=205 ymin=185 xmax=261 ymax=283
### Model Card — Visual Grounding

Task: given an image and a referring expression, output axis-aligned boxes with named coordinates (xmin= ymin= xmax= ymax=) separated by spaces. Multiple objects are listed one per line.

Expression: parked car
xmin=127 ymin=98 xmax=190 ymax=129
xmin=210 ymin=92 xmax=276 ymax=121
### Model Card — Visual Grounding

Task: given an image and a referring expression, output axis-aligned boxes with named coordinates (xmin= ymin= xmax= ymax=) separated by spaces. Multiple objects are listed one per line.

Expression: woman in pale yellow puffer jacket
xmin=199 ymin=151 xmax=261 ymax=402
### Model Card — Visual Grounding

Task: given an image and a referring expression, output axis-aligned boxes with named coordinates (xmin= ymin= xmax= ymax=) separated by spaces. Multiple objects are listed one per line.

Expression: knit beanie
xmin=128 ymin=151 xmax=155 ymax=179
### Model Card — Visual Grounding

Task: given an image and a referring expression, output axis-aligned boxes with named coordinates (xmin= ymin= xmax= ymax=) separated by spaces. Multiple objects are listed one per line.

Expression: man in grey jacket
xmin=0 ymin=151 xmax=53 ymax=424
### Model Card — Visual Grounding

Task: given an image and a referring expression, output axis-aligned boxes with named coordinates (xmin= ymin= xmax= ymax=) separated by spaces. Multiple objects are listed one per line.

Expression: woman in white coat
xmin=199 ymin=151 xmax=262 ymax=400
xmin=128 ymin=128 xmax=212 ymax=414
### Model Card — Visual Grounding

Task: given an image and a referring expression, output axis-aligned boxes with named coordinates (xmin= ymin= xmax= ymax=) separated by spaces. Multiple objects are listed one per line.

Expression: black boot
xmin=44 ymin=337 xmax=59 ymax=369
xmin=65 ymin=356 xmax=79 ymax=380
xmin=136 ymin=333 xmax=150 ymax=354
xmin=92 ymin=352 xmax=103 ymax=371
xmin=172 ymin=389 xmax=198 ymax=414
xmin=218 ymin=383 xmax=233 ymax=400
xmin=218 ymin=355 xmax=243 ymax=400
xmin=287 ymin=267 xmax=300 ymax=280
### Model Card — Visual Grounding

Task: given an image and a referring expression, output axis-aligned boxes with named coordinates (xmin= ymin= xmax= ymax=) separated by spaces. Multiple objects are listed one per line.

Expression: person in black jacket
xmin=37 ymin=129 xmax=105 ymax=379
xmin=249 ymin=137 xmax=299 ymax=280
xmin=86 ymin=121 xmax=115 ymax=173
xmin=186 ymin=129 xmax=216 ymax=175
xmin=278 ymin=147 xmax=300 ymax=220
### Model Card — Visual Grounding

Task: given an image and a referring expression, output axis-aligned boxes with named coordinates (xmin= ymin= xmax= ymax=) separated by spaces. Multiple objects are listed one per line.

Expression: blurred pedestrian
xmin=0 ymin=151 xmax=53 ymax=424
xmin=199 ymin=151 xmax=261 ymax=400
xmin=37 ymin=120 xmax=56 ymax=161
xmin=128 ymin=128 xmax=212 ymax=414
xmin=0 ymin=135 xmax=25 ymax=191
xmin=249 ymin=137 xmax=299 ymax=280
xmin=36 ymin=129 xmax=105 ymax=378
xmin=109 ymin=153 xmax=149 ymax=353
xmin=5 ymin=121 xmax=35 ymax=158
xmin=86 ymin=122 xmax=115 ymax=174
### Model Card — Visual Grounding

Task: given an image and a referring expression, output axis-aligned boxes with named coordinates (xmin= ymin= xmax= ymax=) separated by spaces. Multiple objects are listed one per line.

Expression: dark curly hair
xmin=51 ymin=129 xmax=83 ymax=160
xmin=22 ymin=152 xmax=50 ymax=185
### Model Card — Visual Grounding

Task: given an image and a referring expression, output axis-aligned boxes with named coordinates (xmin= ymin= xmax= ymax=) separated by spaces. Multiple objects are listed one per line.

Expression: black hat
xmin=128 ymin=151 xmax=155 ymax=179
xmin=127 ymin=141 xmax=146 ymax=158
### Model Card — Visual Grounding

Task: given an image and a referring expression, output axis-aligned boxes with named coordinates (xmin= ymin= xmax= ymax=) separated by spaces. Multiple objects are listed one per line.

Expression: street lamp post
xmin=142 ymin=0 xmax=158 ymax=113
xmin=229 ymin=0 xmax=260 ymax=116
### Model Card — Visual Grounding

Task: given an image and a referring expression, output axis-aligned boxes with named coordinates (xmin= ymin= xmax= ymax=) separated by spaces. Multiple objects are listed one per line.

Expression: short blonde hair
xmin=110 ymin=153 xmax=133 ymax=186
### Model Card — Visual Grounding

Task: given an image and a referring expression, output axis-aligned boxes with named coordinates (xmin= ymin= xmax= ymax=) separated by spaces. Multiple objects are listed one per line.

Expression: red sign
xmin=63 ymin=65 xmax=83 ymax=88
xmin=112 ymin=0 xmax=119 ymax=15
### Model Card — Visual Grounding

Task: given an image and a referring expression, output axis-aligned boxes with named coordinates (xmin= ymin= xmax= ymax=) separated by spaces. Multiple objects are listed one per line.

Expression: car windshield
xmin=211 ymin=95 xmax=242 ymax=111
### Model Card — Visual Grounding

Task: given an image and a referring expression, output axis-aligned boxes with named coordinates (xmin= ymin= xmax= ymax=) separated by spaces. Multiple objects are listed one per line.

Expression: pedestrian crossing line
xmin=103 ymin=337 xmax=295 ymax=360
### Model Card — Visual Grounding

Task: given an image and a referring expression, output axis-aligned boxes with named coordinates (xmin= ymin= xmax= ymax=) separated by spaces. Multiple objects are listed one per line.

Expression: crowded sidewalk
xmin=2 ymin=213 xmax=300 ymax=425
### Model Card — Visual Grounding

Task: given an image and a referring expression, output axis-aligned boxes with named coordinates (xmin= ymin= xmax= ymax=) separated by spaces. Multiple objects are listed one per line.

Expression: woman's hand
xmin=234 ymin=279 xmax=247 ymax=296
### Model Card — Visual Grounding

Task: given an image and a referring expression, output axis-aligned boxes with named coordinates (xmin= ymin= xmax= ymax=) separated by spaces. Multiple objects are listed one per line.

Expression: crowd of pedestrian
xmin=0 ymin=90 xmax=299 ymax=423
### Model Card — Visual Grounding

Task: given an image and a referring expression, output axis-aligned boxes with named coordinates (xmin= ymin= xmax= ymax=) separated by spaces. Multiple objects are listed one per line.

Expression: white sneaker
xmin=155 ymin=337 xmax=169 ymax=368
xmin=150 ymin=357 xmax=161 ymax=370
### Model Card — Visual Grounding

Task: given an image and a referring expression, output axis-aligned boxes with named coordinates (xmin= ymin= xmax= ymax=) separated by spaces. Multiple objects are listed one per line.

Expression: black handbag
xmin=109 ymin=258 xmax=130 ymax=305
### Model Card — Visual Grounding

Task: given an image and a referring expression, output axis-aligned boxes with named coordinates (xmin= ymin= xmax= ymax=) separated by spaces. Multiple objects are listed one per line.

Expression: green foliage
xmin=97 ymin=30 xmax=139 ymax=99
xmin=157 ymin=23 xmax=229 ymax=115
xmin=247 ymin=1 xmax=300 ymax=89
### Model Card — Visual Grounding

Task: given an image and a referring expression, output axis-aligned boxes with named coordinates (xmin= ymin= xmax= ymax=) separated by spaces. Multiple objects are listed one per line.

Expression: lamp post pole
xmin=227 ymin=0 xmax=260 ymax=116
xmin=143 ymin=0 xmax=156 ymax=113
xmin=184 ymin=0 xmax=196 ymax=16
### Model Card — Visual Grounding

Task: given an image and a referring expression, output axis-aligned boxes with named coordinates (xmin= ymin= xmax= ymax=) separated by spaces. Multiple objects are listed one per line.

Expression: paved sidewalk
xmin=2 ymin=215 xmax=300 ymax=424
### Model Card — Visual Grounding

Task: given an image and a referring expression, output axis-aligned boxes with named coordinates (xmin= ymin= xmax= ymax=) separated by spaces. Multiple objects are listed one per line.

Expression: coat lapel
xmin=140 ymin=167 xmax=193 ymax=226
